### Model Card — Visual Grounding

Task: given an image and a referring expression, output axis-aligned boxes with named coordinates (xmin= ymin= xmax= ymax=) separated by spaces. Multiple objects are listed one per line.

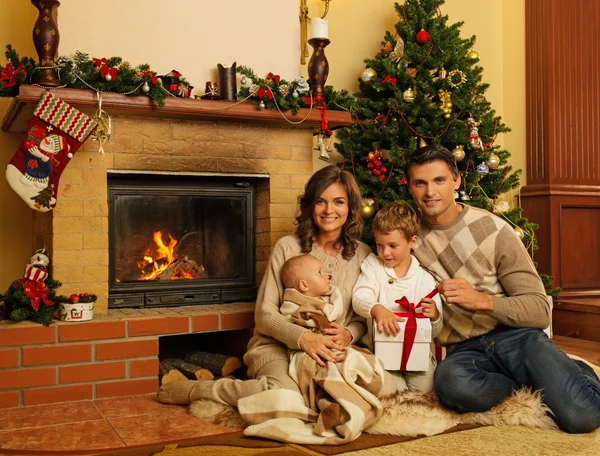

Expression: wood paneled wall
xmin=521 ymin=0 xmax=600 ymax=299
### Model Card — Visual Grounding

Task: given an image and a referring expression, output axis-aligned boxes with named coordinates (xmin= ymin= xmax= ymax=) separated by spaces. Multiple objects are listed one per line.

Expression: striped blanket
xmin=238 ymin=345 xmax=386 ymax=445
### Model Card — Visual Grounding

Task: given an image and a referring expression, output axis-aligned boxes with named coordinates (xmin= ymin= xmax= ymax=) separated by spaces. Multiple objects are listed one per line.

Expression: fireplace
xmin=107 ymin=173 xmax=261 ymax=308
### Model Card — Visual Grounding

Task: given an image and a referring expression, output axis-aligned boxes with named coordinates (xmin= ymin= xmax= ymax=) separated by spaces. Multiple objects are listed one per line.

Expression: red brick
xmin=0 ymin=367 xmax=56 ymax=389
xmin=221 ymin=312 xmax=255 ymax=330
xmin=128 ymin=317 xmax=189 ymax=337
xmin=0 ymin=391 xmax=19 ymax=408
xmin=96 ymin=339 xmax=158 ymax=360
xmin=130 ymin=358 xmax=159 ymax=378
xmin=59 ymin=322 xmax=126 ymax=342
xmin=0 ymin=349 xmax=19 ymax=368
xmin=22 ymin=344 xmax=92 ymax=366
xmin=0 ymin=326 xmax=55 ymax=347
xmin=23 ymin=384 xmax=93 ymax=406
xmin=96 ymin=378 xmax=159 ymax=398
xmin=60 ymin=361 xmax=125 ymax=384
xmin=191 ymin=315 xmax=219 ymax=332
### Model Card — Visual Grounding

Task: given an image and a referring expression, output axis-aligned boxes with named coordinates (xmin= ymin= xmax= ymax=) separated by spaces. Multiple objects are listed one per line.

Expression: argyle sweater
xmin=413 ymin=204 xmax=551 ymax=346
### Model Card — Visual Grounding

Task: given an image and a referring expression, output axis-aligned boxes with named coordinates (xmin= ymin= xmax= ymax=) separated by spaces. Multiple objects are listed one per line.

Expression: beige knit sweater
xmin=243 ymin=235 xmax=372 ymax=378
xmin=413 ymin=204 xmax=551 ymax=345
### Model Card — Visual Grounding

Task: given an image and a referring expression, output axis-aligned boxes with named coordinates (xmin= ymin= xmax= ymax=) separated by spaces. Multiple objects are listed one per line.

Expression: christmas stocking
xmin=5 ymin=91 xmax=97 ymax=212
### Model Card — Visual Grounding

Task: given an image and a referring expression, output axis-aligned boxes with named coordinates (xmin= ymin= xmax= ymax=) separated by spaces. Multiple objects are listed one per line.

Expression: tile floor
xmin=0 ymin=336 xmax=598 ymax=453
xmin=0 ymin=393 xmax=238 ymax=453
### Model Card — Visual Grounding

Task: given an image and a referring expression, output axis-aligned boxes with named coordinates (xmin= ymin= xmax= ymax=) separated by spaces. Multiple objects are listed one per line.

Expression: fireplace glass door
xmin=108 ymin=175 xmax=256 ymax=308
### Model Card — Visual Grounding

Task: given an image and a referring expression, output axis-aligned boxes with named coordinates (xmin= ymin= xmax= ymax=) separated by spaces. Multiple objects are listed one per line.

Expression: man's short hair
xmin=281 ymin=254 xmax=315 ymax=289
xmin=403 ymin=144 xmax=459 ymax=181
xmin=372 ymin=201 xmax=420 ymax=240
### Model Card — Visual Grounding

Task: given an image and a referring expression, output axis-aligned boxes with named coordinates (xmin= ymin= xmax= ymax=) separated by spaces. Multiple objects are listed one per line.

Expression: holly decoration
xmin=366 ymin=150 xmax=387 ymax=181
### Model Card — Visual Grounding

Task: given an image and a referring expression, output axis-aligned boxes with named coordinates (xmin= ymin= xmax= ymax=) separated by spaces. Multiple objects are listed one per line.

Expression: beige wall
xmin=0 ymin=0 xmax=526 ymax=289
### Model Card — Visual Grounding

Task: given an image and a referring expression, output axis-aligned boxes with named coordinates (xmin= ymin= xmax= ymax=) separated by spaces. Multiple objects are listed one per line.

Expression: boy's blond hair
xmin=372 ymin=201 xmax=420 ymax=240
xmin=281 ymin=254 xmax=315 ymax=289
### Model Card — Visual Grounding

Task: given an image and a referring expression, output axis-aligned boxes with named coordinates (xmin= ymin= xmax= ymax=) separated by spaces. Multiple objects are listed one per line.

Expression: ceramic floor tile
xmin=94 ymin=393 xmax=167 ymax=419
xmin=0 ymin=401 xmax=103 ymax=431
xmin=109 ymin=411 xmax=231 ymax=446
xmin=0 ymin=419 xmax=125 ymax=451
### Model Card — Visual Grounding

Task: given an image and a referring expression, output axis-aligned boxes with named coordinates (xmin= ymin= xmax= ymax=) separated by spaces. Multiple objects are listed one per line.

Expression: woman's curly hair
xmin=295 ymin=165 xmax=363 ymax=259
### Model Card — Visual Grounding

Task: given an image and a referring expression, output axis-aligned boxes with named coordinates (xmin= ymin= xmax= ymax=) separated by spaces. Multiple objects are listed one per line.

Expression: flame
xmin=139 ymin=231 xmax=178 ymax=280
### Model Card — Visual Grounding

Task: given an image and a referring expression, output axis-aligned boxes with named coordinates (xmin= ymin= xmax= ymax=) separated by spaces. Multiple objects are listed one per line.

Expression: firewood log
xmin=184 ymin=351 xmax=242 ymax=376
xmin=159 ymin=361 xmax=187 ymax=385
xmin=162 ymin=358 xmax=215 ymax=380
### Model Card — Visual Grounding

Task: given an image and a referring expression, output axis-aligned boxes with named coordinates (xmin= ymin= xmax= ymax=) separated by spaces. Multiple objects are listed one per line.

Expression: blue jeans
xmin=434 ymin=327 xmax=600 ymax=433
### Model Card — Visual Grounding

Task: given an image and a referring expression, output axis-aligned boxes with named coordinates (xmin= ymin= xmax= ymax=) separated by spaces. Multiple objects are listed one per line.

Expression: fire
xmin=138 ymin=231 xmax=178 ymax=280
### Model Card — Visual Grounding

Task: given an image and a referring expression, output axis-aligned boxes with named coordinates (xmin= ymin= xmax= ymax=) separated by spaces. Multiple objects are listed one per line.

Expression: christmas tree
xmin=335 ymin=0 xmax=558 ymax=294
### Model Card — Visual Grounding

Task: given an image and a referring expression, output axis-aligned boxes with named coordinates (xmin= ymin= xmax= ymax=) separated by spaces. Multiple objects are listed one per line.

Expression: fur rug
xmin=190 ymin=387 xmax=557 ymax=437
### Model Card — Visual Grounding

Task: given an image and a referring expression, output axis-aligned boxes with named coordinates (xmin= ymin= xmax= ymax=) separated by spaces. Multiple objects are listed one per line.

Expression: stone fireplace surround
xmin=0 ymin=85 xmax=351 ymax=408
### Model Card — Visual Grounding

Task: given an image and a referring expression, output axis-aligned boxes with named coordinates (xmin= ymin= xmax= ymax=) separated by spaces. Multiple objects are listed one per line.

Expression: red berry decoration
xmin=416 ymin=29 xmax=430 ymax=45
xmin=368 ymin=162 xmax=374 ymax=170
xmin=373 ymin=168 xmax=381 ymax=176
xmin=69 ymin=294 xmax=79 ymax=303
xmin=378 ymin=174 xmax=385 ymax=181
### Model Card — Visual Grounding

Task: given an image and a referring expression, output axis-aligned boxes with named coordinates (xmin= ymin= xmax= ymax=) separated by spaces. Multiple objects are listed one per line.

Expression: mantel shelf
xmin=1 ymin=85 xmax=353 ymax=133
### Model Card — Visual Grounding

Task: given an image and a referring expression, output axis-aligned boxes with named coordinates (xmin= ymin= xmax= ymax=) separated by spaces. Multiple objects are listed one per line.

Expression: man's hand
xmin=419 ymin=297 xmax=440 ymax=321
xmin=438 ymin=279 xmax=494 ymax=312
xmin=299 ymin=331 xmax=344 ymax=367
xmin=371 ymin=304 xmax=405 ymax=336
xmin=321 ymin=322 xmax=352 ymax=347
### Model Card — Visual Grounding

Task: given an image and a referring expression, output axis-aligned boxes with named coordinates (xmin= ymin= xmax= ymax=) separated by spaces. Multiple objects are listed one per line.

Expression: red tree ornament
xmin=416 ymin=29 xmax=430 ymax=45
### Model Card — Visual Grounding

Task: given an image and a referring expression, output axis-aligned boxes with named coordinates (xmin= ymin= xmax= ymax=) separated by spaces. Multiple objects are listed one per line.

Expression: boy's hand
xmin=420 ymin=297 xmax=439 ymax=321
xmin=371 ymin=304 xmax=404 ymax=336
xmin=322 ymin=322 xmax=352 ymax=347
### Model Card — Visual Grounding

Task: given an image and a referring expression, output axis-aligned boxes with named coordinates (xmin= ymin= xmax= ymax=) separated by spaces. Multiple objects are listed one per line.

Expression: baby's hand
xmin=371 ymin=304 xmax=404 ymax=336
xmin=420 ymin=297 xmax=440 ymax=321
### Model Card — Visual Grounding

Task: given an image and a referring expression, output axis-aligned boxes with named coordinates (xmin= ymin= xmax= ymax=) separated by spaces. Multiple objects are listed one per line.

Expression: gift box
xmin=159 ymin=70 xmax=193 ymax=98
xmin=373 ymin=316 xmax=431 ymax=371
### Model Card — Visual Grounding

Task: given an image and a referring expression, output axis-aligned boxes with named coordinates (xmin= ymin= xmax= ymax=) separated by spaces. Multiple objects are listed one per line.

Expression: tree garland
xmin=0 ymin=45 xmax=356 ymax=112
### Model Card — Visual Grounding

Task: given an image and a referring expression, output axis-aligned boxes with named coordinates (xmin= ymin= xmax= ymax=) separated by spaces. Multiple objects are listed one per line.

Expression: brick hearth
xmin=1 ymin=86 xmax=352 ymax=408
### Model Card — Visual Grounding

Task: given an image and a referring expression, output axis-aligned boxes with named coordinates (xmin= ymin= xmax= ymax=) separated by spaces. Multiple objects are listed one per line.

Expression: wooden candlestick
xmin=308 ymin=38 xmax=330 ymax=101
xmin=31 ymin=0 xmax=61 ymax=87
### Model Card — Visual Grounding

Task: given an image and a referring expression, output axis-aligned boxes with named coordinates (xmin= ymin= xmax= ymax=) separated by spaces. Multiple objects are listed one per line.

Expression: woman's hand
xmin=299 ymin=331 xmax=344 ymax=367
xmin=419 ymin=297 xmax=440 ymax=321
xmin=371 ymin=304 xmax=404 ymax=336
xmin=321 ymin=322 xmax=352 ymax=347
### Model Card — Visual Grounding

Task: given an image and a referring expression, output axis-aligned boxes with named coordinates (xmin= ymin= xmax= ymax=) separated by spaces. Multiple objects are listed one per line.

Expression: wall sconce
xmin=300 ymin=0 xmax=332 ymax=65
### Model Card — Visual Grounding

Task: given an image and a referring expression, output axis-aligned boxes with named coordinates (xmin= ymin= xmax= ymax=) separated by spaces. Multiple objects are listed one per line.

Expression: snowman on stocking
xmin=5 ymin=91 xmax=97 ymax=212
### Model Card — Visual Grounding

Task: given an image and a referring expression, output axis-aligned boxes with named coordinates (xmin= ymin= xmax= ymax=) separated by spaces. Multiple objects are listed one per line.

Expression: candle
xmin=311 ymin=17 xmax=328 ymax=39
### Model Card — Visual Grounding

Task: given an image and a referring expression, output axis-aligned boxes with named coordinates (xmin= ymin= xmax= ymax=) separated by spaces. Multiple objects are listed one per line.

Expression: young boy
xmin=353 ymin=201 xmax=443 ymax=393
xmin=280 ymin=253 xmax=398 ymax=398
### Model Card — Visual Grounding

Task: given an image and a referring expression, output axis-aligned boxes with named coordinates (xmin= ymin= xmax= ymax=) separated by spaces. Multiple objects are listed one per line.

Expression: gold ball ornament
xmin=467 ymin=49 xmax=481 ymax=60
xmin=486 ymin=153 xmax=500 ymax=169
xmin=360 ymin=199 xmax=376 ymax=220
xmin=514 ymin=226 xmax=525 ymax=240
xmin=452 ymin=145 xmax=466 ymax=161
xmin=403 ymin=88 xmax=415 ymax=103
xmin=360 ymin=68 xmax=377 ymax=84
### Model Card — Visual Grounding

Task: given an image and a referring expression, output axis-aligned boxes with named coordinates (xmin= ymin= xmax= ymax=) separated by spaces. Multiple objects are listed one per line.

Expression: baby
xmin=353 ymin=201 xmax=443 ymax=393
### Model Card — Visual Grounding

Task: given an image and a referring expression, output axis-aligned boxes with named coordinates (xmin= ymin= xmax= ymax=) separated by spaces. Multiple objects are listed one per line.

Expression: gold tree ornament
xmin=448 ymin=69 xmax=467 ymax=88
xmin=360 ymin=67 xmax=377 ymax=84
xmin=389 ymin=37 xmax=405 ymax=62
xmin=403 ymin=87 xmax=415 ymax=103
xmin=486 ymin=153 xmax=500 ymax=169
xmin=514 ymin=226 xmax=525 ymax=240
xmin=360 ymin=198 xmax=376 ymax=220
xmin=452 ymin=145 xmax=466 ymax=161
xmin=467 ymin=49 xmax=480 ymax=60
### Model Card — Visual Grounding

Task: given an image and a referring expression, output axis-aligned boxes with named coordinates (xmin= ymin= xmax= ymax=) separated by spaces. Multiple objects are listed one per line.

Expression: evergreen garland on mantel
xmin=0 ymin=45 xmax=356 ymax=112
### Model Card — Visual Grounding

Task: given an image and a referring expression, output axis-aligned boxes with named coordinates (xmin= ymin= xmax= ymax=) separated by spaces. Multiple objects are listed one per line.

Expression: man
xmin=406 ymin=144 xmax=600 ymax=433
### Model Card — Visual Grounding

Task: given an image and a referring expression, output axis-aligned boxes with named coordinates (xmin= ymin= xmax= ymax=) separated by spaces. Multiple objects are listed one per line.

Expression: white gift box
xmin=59 ymin=302 xmax=94 ymax=322
xmin=373 ymin=317 xmax=432 ymax=371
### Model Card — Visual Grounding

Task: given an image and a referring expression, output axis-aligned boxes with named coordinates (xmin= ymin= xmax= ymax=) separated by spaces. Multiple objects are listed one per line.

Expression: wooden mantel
xmin=1 ymin=85 xmax=353 ymax=133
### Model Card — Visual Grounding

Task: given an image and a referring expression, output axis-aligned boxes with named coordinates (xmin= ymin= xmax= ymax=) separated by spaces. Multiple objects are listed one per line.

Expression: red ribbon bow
xmin=394 ymin=288 xmax=438 ymax=371
xmin=266 ymin=72 xmax=281 ymax=83
xmin=0 ymin=63 xmax=28 ymax=88
xmin=17 ymin=278 xmax=54 ymax=312
xmin=93 ymin=57 xmax=117 ymax=81
xmin=142 ymin=70 xmax=158 ymax=85
xmin=382 ymin=75 xmax=397 ymax=86
xmin=257 ymin=87 xmax=273 ymax=100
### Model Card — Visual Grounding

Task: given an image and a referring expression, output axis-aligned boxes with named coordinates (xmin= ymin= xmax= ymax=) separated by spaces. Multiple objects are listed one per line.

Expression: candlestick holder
xmin=217 ymin=62 xmax=237 ymax=101
xmin=31 ymin=0 xmax=61 ymax=87
xmin=307 ymin=38 xmax=330 ymax=101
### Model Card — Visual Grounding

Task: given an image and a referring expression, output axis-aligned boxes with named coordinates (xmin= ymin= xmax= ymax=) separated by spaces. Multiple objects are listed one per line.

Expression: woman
xmin=158 ymin=165 xmax=372 ymax=406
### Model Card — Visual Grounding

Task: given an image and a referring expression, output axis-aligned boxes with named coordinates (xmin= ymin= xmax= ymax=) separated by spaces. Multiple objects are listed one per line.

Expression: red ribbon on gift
xmin=17 ymin=278 xmax=54 ymax=312
xmin=394 ymin=288 xmax=439 ymax=370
